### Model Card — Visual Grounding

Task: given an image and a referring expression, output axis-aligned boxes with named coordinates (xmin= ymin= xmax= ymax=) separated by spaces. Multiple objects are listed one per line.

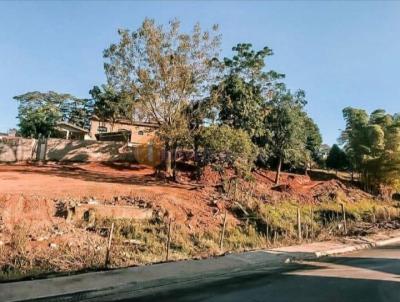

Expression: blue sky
xmin=1 ymin=1 xmax=399 ymax=144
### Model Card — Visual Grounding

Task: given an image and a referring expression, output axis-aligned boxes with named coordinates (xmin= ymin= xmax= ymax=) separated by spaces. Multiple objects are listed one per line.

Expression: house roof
xmin=90 ymin=115 xmax=159 ymax=128
xmin=56 ymin=121 xmax=89 ymax=133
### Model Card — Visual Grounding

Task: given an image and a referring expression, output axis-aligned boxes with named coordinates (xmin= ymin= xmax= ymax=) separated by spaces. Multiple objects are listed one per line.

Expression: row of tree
xmin=14 ymin=18 xmax=323 ymax=184
xmin=100 ymin=19 xmax=323 ymax=183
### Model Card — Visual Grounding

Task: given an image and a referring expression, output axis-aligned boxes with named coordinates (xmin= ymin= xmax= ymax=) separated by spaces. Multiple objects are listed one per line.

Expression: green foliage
xmin=103 ymin=18 xmax=221 ymax=174
xmin=16 ymin=103 xmax=60 ymax=138
xmin=13 ymin=91 xmax=92 ymax=138
xmin=341 ymin=107 xmax=400 ymax=193
xmin=89 ymin=85 xmax=134 ymax=123
xmin=259 ymin=87 xmax=309 ymax=182
xmin=213 ymin=74 xmax=265 ymax=138
xmin=222 ymin=43 xmax=284 ymax=85
xmin=326 ymin=144 xmax=348 ymax=171
xmin=212 ymin=43 xmax=284 ymax=138
xmin=199 ymin=125 xmax=257 ymax=176
xmin=212 ymin=43 xmax=322 ymax=177
xmin=303 ymin=115 xmax=323 ymax=163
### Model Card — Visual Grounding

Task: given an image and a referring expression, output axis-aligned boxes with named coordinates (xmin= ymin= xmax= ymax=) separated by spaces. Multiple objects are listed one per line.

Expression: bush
xmin=198 ymin=125 xmax=257 ymax=177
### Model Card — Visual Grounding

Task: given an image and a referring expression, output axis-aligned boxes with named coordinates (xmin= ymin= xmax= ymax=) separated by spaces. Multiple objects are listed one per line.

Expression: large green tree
xmin=340 ymin=107 xmax=400 ymax=196
xmin=89 ymin=85 xmax=134 ymax=126
xmin=326 ymin=144 xmax=348 ymax=173
xmin=103 ymin=18 xmax=221 ymax=175
xmin=212 ymin=43 xmax=283 ymax=138
xmin=14 ymin=91 xmax=92 ymax=138
xmin=303 ymin=114 xmax=323 ymax=173
xmin=261 ymin=87 xmax=308 ymax=184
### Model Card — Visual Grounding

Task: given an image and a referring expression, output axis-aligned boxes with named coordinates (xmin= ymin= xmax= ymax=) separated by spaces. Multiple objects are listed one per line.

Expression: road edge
xmin=2 ymin=232 xmax=400 ymax=302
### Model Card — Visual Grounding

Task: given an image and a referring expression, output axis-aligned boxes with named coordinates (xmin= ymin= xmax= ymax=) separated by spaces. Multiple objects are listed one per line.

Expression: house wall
xmin=0 ymin=137 xmax=163 ymax=166
xmin=89 ymin=120 xmax=157 ymax=144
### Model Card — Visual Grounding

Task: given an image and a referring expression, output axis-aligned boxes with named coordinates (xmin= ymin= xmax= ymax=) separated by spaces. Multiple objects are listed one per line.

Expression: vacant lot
xmin=0 ymin=162 xmax=194 ymax=199
xmin=0 ymin=162 xmax=219 ymax=235
xmin=0 ymin=162 xmax=397 ymax=281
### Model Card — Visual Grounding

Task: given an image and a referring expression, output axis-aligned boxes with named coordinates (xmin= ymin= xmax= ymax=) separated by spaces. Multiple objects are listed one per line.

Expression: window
xmin=98 ymin=126 xmax=108 ymax=133
xmin=138 ymin=130 xmax=144 ymax=136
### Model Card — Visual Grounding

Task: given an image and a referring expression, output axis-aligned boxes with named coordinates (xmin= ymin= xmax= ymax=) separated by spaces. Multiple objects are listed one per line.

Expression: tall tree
xmin=103 ymin=18 xmax=221 ymax=175
xmin=261 ymin=87 xmax=308 ymax=184
xmin=303 ymin=114 xmax=323 ymax=173
xmin=340 ymin=107 xmax=400 ymax=197
xmin=326 ymin=144 xmax=348 ymax=174
xmin=212 ymin=43 xmax=284 ymax=138
xmin=89 ymin=85 xmax=134 ymax=127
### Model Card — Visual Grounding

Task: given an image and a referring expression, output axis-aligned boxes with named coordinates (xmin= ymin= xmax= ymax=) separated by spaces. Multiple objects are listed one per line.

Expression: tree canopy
xmin=326 ymin=144 xmax=348 ymax=172
xmin=212 ymin=43 xmax=284 ymax=138
xmin=13 ymin=91 xmax=92 ymax=138
xmin=103 ymin=18 xmax=221 ymax=174
xmin=340 ymin=107 xmax=400 ymax=195
xmin=89 ymin=85 xmax=134 ymax=123
xmin=259 ymin=86 xmax=319 ymax=184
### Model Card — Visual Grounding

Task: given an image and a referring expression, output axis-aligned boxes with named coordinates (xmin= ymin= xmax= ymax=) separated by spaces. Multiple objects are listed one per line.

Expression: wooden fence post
xmin=372 ymin=206 xmax=376 ymax=223
xmin=219 ymin=211 xmax=227 ymax=252
xmin=234 ymin=181 xmax=238 ymax=201
xmin=105 ymin=222 xmax=114 ymax=268
xmin=166 ymin=218 xmax=172 ymax=261
xmin=310 ymin=207 xmax=314 ymax=239
xmin=297 ymin=207 xmax=302 ymax=241
xmin=340 ymin=203 xmax=347 ymax=234
xmin=305 ymin=224 xmax=309 ymax=240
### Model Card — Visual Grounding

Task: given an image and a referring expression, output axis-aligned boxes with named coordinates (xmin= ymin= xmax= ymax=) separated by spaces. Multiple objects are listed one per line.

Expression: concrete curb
xmin=314 ymin=235 xmax=400 ymax=258
xmin=374 ymin=236 xmax=400 ymax=247
xmin=314 ymin=243 xmax=372 ymax=258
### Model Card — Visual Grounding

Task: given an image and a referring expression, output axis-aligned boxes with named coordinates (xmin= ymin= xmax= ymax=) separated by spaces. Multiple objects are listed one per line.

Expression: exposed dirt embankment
xmin=199 ymin=166 xmax=372 ymax=205
xmin=0 ymin=162 xmax=396 ymax=281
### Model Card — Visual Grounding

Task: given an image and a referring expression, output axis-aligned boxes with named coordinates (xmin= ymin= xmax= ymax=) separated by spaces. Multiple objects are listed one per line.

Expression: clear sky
xmin=1 ymin=1 xmax=399 ymax=144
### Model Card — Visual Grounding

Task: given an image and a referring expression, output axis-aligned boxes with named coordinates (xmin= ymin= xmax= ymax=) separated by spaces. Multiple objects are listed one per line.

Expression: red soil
xmin=0 ymin=162 xmax=368 ymax=242
xmin=0 ymin=162 xmax=220 ymax=235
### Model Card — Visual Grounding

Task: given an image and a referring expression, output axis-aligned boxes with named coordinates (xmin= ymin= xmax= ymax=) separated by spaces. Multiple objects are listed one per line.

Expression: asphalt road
xmin=129 ymin=244 xmax=400 ymax=302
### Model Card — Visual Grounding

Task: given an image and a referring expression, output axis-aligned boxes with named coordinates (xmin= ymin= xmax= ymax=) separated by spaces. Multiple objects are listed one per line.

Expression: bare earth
xmin=0 ymin=162 xmax=220 ymax=236
xmin=0 ymin=162 xmax=193 ymax=199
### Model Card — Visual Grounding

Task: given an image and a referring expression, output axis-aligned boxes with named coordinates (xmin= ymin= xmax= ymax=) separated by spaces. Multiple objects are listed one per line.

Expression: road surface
xmin=130 ymin=244 xmax=400 ymax=302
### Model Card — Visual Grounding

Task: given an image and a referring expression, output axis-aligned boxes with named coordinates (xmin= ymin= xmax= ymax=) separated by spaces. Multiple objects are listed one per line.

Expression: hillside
xmin=0 ymin=162 xmax=398 ymax=281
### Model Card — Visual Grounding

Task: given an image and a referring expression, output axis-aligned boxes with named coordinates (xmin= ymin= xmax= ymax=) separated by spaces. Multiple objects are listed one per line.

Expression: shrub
xmin=198 ymin=125 xmax=257 ymax=177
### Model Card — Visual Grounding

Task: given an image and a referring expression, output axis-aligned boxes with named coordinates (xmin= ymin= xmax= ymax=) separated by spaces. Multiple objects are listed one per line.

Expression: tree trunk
xmin=165 ymin=143 xmax=172 ymax=176
xmin=275 ymin=157 xmax=282 ymax=185
xmin=172 ymin=145 xmax=177 ymax=181
xmin=194 ymin=140 xmax=201 ymax=180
